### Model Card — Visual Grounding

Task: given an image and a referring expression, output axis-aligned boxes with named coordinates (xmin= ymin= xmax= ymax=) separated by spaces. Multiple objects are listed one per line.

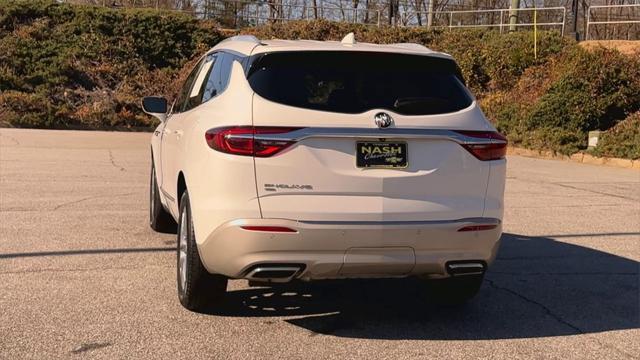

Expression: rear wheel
xmin=177 ymin=190 xmax=227 ymax=312
xmin=149 ymin=162 xmax=176 ymax=233
xmin=423 ymin=274 xmax=484 ymax=306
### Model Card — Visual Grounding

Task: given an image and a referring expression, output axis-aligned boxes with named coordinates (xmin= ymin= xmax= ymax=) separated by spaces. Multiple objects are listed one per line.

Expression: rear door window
xmin=174 ymin=58 xmax=204 ymax=113
xmin=247 ymin=51 xmax=472 ymax=116
xmin=195 ymin=52 xmax=240 ymax=105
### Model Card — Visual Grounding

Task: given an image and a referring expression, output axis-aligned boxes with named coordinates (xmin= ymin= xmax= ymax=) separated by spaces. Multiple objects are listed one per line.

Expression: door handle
xmin=174 ymin=130 xmax=183 ymax=136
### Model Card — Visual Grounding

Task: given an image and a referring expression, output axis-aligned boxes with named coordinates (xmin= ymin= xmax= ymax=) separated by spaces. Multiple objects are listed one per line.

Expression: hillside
xmin=1 ymin=0 xmax=639 ymax=158
xmin=580 ymin=40 xmax=640 ymax=56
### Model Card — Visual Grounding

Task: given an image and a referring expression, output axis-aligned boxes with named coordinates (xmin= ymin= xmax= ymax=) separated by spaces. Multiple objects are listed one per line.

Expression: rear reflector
xmin=454 ymin=131 xmax=508 ymax=161
xmin=458 ymin=224 xmax=498 ymax=232
xmin=241 ymin=226 xmax=298 ymax=233
xmin=205 ymin=126 xmax=303 ymax=157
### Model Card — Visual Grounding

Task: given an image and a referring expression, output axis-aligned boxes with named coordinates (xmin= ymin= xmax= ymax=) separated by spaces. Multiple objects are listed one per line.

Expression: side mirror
xmin=142 ymin=96 xmax=168 ymax=122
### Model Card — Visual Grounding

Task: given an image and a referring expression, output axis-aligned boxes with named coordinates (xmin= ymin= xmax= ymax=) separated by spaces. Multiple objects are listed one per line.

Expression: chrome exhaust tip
xmin=245 ymin=265 xmax=303 ymax=283
xmin=446 ymin=261 xmax=486 ymax=276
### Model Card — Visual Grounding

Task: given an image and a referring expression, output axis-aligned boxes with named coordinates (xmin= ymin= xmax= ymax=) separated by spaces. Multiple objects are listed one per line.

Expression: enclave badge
xmin=374 ymin=112 xmax=393 ymax=128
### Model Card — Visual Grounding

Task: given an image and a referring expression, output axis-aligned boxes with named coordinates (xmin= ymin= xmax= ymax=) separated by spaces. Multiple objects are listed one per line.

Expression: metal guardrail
xmin=586 ymin=4 xmax=640 ymax=40
xmin=428 ymin=7 xmax=566 ymax=35
xmin=60 ymin=1 xmax=608 ymax=39
xmin=202 ymin=1 xmax=566 ymax=34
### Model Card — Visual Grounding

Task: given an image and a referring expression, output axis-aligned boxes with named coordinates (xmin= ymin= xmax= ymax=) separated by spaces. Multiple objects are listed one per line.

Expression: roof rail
xmin=220 ymin=35 xmax=262 ymax=45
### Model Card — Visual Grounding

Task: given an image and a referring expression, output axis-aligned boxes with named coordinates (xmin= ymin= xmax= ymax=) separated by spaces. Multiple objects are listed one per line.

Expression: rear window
xmin=247 ymin=51 xmax=472 ymax=115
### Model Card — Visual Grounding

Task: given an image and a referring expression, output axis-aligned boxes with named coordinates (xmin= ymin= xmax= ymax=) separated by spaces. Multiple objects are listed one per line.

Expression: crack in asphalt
xmin=485 ymin=278 xmax=583 ymax=333
xmin=485 ymin=278 xmax=639 ymax=359
xmin=108 ymin=149 xmax=126 ymax=171
xmin=508 ymin=176 xmax=639 ymax=202
xmin=550 ymin=182 xmax=638 ymax=202
xmin=70 ymin=342 xmax=112 ymax=354
xmin=52 ymin=192 xmax=135 ymax=211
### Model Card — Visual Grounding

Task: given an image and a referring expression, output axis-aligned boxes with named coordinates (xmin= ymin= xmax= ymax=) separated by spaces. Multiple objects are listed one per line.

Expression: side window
xmin=217 ymin=53 xmax=234 ymax=96
xmin=184 ymin=54 xmax=216 ymax=111
xmin=197 ymin=53 xmax=220 ymax=105
xmin=200 ymin=52 xmax=237 ymax=104
xmin=174 ymin=59 xmax=204 ymax=114
xmin=174 ymin=52 xmax=242 ymax=112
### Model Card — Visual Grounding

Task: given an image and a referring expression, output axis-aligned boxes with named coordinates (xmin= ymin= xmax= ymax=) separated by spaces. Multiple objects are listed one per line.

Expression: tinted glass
xmin=174 ymin=59 xmax=204 ymax=113
xmin=247 ymin=51 xmax=472 ymax=115
xmin=217 ymin=53 xmax=235 ymax=95
xmin=142 ymin=96 xmax=167 ymax=114
xmin=197 ymin=53 xmax=219 ymax=104
xmin=197 ymin=52 xmax=239 ymax=104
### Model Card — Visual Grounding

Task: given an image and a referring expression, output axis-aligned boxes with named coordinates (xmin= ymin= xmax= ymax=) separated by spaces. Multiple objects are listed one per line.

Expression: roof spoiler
xmin=220 ymin=35 xmax=262 ymax=45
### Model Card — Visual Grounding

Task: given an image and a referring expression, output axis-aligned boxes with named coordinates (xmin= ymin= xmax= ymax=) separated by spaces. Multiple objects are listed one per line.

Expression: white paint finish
xmin=150 ymin=37 xmax=506 ymax=279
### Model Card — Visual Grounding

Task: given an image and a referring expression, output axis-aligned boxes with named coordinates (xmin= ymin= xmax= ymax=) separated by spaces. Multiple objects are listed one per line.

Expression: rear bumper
xmin=198 ymin=217 xmax=502 ymax=280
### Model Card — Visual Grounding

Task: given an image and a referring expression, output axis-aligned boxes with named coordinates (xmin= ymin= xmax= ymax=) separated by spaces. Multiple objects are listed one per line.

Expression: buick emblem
xmin=374 ymin=112 xmax=393 ymax=129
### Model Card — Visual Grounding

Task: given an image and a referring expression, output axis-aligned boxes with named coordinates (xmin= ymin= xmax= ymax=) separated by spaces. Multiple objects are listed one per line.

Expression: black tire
xmin=149 ymin=162 xmax=176 ymax=233
xmin=423 ymin=274 xmax=484 ymax=306
xmin=177 ymin=190 xmax=227 ymax=312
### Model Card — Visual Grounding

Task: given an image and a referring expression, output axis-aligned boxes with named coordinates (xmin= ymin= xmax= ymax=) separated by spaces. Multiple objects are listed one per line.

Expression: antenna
xmin=341 ymin=32 xmax=356 ymax=45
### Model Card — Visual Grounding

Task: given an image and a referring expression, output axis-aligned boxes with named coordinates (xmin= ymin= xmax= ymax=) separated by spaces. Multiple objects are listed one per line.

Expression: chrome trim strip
xmin=448 ymin=263 xmax=485 ymax=269
xmin=227 ymin=128 xmax=505 ymax=145
xmin=452 ymin=271 xmax=484 ymax=276
xmin=299 ymin=217 xmax=501 ymax=226
xmin=447 ymin=262 xmax=486 ymax=276
xmin=245 ymin=266 xmax=301 ymax=283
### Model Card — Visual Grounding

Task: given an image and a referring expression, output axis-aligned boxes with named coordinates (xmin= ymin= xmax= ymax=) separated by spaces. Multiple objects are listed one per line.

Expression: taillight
xmin=454 ymin=131 xmax=508 ymax=161
xmin=205 ymin=126 xmax=303 ymax=157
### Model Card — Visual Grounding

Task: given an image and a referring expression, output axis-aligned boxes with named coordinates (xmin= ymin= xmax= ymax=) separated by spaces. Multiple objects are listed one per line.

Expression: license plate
xmin=356 ymin=141 xmax=408 ymax=168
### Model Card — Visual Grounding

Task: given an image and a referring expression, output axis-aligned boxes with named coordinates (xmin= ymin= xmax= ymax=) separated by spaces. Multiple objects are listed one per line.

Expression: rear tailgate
xmin=248 ymin=51 xmax=497 ymax=222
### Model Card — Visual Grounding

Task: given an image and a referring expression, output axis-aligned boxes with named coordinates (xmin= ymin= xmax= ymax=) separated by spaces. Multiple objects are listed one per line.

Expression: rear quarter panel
xmin=183 ymin=61 xmax=262 ymax=245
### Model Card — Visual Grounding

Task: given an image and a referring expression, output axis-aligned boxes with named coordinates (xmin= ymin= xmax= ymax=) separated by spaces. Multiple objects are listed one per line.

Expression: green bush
xmin=483 ymin=46 xmax=640 ymax=155
xmin=0 ymin=0 xmax=223 ymax=128
xmin=1 ymin=3 xmax=637 ymax=159
xmin=592 ymin=112 xmax=640 ymax=160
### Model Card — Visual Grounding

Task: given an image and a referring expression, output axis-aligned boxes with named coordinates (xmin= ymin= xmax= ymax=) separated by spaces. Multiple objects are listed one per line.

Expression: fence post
xmin=449 ymin=12 xmax=453 ymax=31
xmin=534 ymin=7 xmax=537 ymax=59
xmin=509 ymin=0 xmax=520 ymax=32
xmin=572 ymin=0 xmax=579 ymax=39
xmin=586 ymin=6 xmax=591 ymax=40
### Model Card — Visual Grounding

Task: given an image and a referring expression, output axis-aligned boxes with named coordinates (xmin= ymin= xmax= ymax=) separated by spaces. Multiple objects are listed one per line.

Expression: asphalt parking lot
xmin=0 ymin=128 xmax=638 ymax=359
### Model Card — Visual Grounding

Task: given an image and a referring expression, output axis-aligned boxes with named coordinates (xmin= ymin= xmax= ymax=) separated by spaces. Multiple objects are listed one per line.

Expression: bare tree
xmin=267 ymin=0 xmax=283 ymax=21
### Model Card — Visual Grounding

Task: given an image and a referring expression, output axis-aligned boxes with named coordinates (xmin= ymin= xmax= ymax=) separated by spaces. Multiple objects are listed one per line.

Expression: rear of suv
xmin=143 ymin=34 xmax=506 ymax=312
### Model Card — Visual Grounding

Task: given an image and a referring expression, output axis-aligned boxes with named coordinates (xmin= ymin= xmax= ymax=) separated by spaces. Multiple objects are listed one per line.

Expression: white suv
xmin=143 ymin=34 xmax=506 ymax=311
